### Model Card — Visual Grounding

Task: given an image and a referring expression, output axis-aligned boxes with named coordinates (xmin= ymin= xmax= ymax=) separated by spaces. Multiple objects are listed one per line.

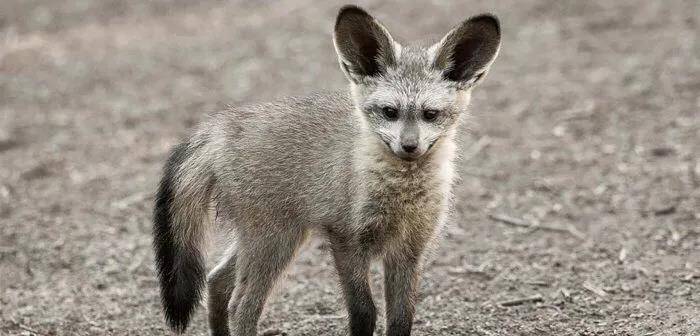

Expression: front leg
xmin=384 ymin=249 xmax=422 ymax=336
xmin=331 ymin=246 xmax=376 ymax=336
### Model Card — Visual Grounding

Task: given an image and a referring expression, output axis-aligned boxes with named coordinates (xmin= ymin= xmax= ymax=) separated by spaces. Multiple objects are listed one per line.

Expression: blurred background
xmin=1 ymin=1 xmax=698 ymax=335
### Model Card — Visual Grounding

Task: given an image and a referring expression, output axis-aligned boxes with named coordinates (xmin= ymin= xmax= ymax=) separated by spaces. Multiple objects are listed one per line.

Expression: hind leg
xmin=207 ymin=246 xmax=237 ymax=336
xmin=228 ymin=226 xmax=307 ymax=336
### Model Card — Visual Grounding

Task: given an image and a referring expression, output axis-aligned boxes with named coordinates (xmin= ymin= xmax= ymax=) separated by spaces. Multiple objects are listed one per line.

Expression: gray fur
xmin=154 ymin=5 xmax=500 ymax=336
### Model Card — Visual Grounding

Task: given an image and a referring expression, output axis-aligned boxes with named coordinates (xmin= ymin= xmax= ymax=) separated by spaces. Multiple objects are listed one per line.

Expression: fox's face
xmin=333 ymin=6 xmax=501 ymax=161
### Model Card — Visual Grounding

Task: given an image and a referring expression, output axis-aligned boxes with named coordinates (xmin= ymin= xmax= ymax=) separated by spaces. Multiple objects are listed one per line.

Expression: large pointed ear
xmin=432 ymin=14 xmax=501 ymax=88
xmin=333 ymin=5 xmax=398 ymax=83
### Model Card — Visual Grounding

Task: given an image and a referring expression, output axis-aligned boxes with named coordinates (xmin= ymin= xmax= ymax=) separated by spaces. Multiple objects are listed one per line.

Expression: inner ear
xmin=433 ymin=14 xmax=501 ymax=85
xmin=446 ymin=35 xmax=490 ymax=82
xmin=348 ymin=25 xmax=383 ymax=76
xmin=334 ymin=5 xmax=396 ymax=81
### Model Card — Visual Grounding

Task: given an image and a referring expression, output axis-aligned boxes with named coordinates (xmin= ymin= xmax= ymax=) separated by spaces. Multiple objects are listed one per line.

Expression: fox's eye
xmin=423 ymin=109 xmax=440 ymax=121
xmin=382 ymin=106 xmax=399 ymax=120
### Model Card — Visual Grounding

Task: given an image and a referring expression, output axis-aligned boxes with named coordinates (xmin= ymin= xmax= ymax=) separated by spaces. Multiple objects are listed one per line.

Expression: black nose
xmin=402 ymin=144 xmax=418 ymax=153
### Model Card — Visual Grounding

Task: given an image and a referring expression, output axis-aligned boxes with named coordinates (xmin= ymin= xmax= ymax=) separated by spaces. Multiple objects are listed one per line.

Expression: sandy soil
xmin=1 ymin=0 xmax=698 ymax=335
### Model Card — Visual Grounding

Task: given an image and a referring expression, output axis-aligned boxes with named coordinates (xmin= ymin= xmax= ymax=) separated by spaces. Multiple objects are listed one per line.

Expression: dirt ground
xmin=1 ymin=0 xmax=698 ymax=335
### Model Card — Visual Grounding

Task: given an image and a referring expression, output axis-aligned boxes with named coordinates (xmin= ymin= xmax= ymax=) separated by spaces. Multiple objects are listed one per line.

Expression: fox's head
xmin=333 ymin=5 xmax=500 ymax=161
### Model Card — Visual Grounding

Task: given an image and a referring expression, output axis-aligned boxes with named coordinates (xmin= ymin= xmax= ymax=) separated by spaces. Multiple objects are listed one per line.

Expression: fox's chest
xmin=354 ymin=164 xmax=453 ymax=252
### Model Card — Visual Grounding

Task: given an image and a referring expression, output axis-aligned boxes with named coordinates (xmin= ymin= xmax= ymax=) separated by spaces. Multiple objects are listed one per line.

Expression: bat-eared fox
xmin=154 ymin=5 xmax=500 ymax=336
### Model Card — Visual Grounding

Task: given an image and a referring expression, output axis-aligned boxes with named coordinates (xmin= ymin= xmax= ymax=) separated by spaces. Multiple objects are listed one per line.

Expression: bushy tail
xmin=153 ymin=142 xmax=214 ymax=333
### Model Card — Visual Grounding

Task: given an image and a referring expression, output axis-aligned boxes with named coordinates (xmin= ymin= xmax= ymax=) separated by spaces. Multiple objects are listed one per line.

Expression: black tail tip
xmin=164 ymin=305 xmax=193 ymax=334
xmin=155 ymin=236 xmax=205 ymax=334
xmin=158 ymin=252 xmax=205 ymax=334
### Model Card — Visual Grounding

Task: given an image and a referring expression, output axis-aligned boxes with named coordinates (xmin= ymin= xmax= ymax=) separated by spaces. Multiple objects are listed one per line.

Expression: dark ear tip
xmin=336 ymin=5 xmax=371 ymax=24
xmin=468 ymin=13 xmax=501 ymax=36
